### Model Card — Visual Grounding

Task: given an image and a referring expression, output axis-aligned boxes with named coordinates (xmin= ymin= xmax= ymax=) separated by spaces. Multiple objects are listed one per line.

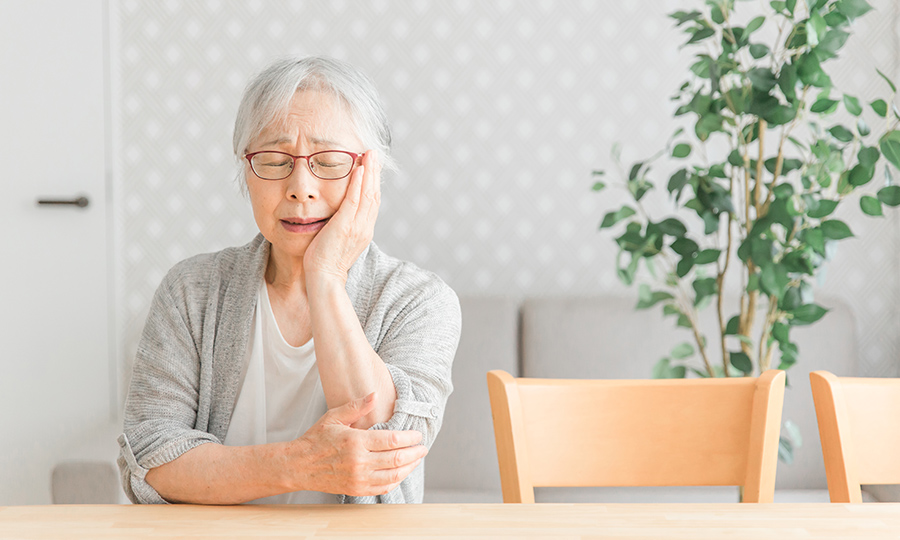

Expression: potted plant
xmin=593 ymin=0 xmax=900 ymax=460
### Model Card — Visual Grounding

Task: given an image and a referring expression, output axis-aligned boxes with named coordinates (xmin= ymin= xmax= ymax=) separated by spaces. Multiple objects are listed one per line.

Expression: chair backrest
xmin=810 ymin=371 xmax=900 ymax=503
xmin=487 ymin=369 xmax=786 ymax=503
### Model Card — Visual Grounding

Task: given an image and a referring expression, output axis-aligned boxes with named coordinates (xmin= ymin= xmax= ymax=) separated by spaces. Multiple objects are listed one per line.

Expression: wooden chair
xmin=487 ymin=369 xmax=786 ymax=503
xmin=810 ymin=370 xmax=900 ymax=503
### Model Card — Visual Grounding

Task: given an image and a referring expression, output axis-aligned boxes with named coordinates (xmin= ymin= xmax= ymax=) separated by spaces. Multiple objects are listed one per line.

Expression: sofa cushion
xmin=424 ymin=296 xmax=519 ymax=497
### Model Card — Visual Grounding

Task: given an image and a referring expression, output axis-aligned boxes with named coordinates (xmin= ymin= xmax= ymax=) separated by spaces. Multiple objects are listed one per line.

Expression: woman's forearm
xmin=145 ymin=441 xmax=295 ymax=504
xmin=307 ymin=275 xmax=397 ymax=428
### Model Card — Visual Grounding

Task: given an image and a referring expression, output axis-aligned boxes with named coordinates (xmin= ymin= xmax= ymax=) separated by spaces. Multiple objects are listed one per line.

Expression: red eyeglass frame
xmin=244 ymin=150 xmax=362 ymax=180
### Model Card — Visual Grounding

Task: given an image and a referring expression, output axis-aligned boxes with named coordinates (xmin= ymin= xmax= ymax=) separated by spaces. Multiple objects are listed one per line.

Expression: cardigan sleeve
xmin=342 ymin=276 xmax=460 ymax=505
xmin=117 ymin=277 xmax=220 ymax=504
xmin=368 ymin=278 xmax=461 ymax=450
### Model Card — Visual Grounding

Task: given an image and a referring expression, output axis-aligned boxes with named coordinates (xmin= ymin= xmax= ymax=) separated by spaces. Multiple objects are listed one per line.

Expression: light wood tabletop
xmin=1 ymin=503 xmax=899 ymax=539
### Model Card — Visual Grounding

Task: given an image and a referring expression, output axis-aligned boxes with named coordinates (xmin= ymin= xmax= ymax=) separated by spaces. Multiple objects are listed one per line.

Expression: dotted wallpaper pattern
xmin=114 ymin=0 xmax=900 ymax=386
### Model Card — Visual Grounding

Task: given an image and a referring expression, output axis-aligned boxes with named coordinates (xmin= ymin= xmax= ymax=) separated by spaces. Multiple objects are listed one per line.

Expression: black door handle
xmin=37 ymin=196 xmax=90 ymax=208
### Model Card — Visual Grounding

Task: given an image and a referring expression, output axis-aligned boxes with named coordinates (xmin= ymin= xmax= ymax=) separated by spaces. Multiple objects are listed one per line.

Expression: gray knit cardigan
xmin=117 ymin=234 xmax=461 ymax=504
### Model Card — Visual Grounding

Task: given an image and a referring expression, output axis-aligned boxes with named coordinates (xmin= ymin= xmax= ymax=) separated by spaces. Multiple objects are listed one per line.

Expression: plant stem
xmin=763 ymin=128 xmax=786 ymax=215
xmin=740 ymin=119 xmax=767 ymax=365
xmin=758 ymin=299 xmax=780 ymax=372
xmin=718 ymin=179 xmax=735 ymax=377
xmin=687 ymin=308 xmax=715 ymax=377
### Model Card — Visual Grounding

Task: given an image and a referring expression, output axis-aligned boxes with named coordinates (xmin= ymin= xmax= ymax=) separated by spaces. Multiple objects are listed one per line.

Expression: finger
xmin=368 ymin=445 xmax=428 ymax=471
xmin=323 ymin=392 xmax=377 ymax=426
xmin=338 ymin=161 xmax=365 ymax=216
xmin=367 ymin=457 xmax=424 ymax=487
xmin=355 ymin=151 xmax=376 ymax=221
xmin=365 ymin=152 xmax=381 ymax=225
xmin=363 ymin=429 xmax=424 ymax=451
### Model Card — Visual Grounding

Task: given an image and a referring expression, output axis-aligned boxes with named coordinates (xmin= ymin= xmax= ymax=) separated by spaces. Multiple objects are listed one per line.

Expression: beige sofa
xmin=424 ymin=295 xmax=896 ymax=503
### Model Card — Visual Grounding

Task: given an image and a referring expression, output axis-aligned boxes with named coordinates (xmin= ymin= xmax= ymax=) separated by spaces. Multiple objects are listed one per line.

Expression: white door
xmin=0 ymin=0 xmax=115 ymax=504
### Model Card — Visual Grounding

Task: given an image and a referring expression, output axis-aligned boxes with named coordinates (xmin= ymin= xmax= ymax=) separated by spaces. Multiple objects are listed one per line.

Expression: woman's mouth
xmin=280 ymin=218 xmax=328 ymax=234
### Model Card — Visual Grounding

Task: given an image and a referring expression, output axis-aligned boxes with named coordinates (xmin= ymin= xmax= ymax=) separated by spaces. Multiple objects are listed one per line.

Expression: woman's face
xmin=245 ymin=89 xmax=365 ymax=260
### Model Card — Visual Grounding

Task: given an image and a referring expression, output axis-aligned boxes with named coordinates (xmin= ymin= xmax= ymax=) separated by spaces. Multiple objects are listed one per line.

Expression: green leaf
xmin=628 ymin=161 xmax=644 ymax=181
xmin=876 ymin=68 xmax=897 ymax=93
xmin=879 ymin=131 xmax=900 ymax=171
xmin=785 ymin=0 xmax=797 ymax=14
xmin=829 ymin=125 xmax=854 ymax=143
xmin=692 ymin=277 xmax=718 ymax=302
xmin=857 ymin=118 xmax=870 ymax=137
xmin=658 ymin=218 xmax=687 ymax=237
xmin=686 ymin=27 xmax=715 ymax=45
xmin=668 ymin=169 xmax=689 ymax=195
xmin=871 ymin=99 xmax=888 ymax=118
xmin=670 ymin=10 xmax=703 ymax=26
xmin=806 ymin=228 xmax=826 ymax=255
xmin=856 ymin=146 xmax=881 ymax=167
xmin=843 ymin=94 xmax=863 ymax=116
xmin=798 ymin=53 xmax=830 ymax=88
xmin=725 ymin=315 xmax=740 ymax=335
xmin=779 ymin=436 xmax=794 ymax=464
xmin=636 ymin=285 xmax=675 ymax=309
xmin=749 ymin=43 xmax=769 ymax=59
xmin=877 ymin=185 xmax=900 ymax=206
xmin=600 ymin=206 xmax=636 ymax=229
xmin=676 ymin=257 xmax=694 ymax=278
xmin=768 ymin=105 xmax=798 ymax=126
xmin=672 ymin=143 xmax=692 ymax=158
xmin=748 ymin=68 xmax=777 ymax=92
xmin=773 ymin=183 xmax=794 ymax=199
xmin=592 ymin=181 xmax=606 ymax=192
xmin=811 ymin=98 xmax=839 ymax=114
xmin=848 ymin=164 xmax=875 ymax=187
xmin=806 ymin=12 xmax=827 ymax=47
xmin=730 ymin=351 xmax=753 ymax=374
xmin=791 ymin=303 xmax=829 ymax=325
xmin=784 ymin=419 xmax=803 ymax=448
xmin=773 ymin=322 xmax=790 ymax=344
xmin=671 ymin=342 xmax=694 ymax=360
xmin=653 ymin=357 xmax=687 ymax=379
xmin=670 ymin=237 xmax=699 ymax=257
xmin=860 ymin=195 xmax=883 ymax=216
xmin=821 ymin=219 xmax=854 ymax=239
xmin=746 ymin=16 xmax=765 ymax=35
xmin=694 ymin=249 xmax=721 ymax=265
xmin=760 ymin=264 xmax=791 ymax=298
xmin=837 ymin=0 xmax=874 ymax=20
xmin=816 ymin=30 xmax=850 ymax=61
xmin=750 ymin=237 xmax=775 ymax=266
xmin=808 ymin=199 xmax=838 ymax=218
xmin=778 ymin=63 xmax=798 ymax=101
xmin=728 ymin=149 xmax=744 ymax=167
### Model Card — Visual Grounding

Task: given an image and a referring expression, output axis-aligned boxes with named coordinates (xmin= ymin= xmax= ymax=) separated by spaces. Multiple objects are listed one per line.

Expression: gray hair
xmin=233 ymin=56 xmax=396 ymax=186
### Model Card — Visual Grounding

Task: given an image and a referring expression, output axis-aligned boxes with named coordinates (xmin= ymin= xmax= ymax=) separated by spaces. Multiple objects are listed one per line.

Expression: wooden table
xmin=2 ymin=503 xmax=899 ymax=539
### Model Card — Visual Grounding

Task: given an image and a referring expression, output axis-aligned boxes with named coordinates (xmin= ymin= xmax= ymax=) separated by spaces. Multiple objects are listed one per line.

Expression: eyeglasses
xmin=244 ymin=150 xmax=361 ymax=180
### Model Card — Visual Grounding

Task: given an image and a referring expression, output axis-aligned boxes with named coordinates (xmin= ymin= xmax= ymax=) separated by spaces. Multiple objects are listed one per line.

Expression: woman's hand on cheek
xmin=303 ymin=150 xmax=381 ymax=284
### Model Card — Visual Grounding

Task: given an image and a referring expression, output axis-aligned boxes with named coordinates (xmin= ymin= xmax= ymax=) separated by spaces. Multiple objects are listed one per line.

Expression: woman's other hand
xmin=303 ymin=150 xmax=380 ymax=284
xmin=286 ymin=393 xmax=426 ymax=497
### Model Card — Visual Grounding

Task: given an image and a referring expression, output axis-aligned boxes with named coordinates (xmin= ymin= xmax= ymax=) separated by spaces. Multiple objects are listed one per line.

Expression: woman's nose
xmin=285 ymin=159 xmax=319 ymax=200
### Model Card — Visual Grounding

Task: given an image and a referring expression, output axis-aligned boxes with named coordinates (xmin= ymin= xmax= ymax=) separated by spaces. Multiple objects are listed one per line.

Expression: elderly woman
xmin=117 ymin=56 xmax=460 ymax=505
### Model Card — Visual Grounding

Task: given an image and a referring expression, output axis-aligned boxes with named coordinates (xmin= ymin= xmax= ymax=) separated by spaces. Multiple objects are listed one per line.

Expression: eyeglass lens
xmin=250 ymin=151 xmax=355 ymax=180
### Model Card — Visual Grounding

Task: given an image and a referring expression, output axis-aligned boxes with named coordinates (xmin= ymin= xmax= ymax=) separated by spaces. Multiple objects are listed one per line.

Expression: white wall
xmin=114 ymin=0 xmax=900 ymax=386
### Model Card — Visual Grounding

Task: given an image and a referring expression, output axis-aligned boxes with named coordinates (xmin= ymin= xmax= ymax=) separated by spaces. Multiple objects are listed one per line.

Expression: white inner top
xmin=223 ymin=278 xmax=337 ymax=504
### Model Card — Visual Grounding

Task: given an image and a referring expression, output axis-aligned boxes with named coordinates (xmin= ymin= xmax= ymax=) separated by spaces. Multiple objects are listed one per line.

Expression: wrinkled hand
xmin=287 ymin=393 xmax=426 ymax=497
xmin=303 ymin=150 xmax=380 ymax=283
